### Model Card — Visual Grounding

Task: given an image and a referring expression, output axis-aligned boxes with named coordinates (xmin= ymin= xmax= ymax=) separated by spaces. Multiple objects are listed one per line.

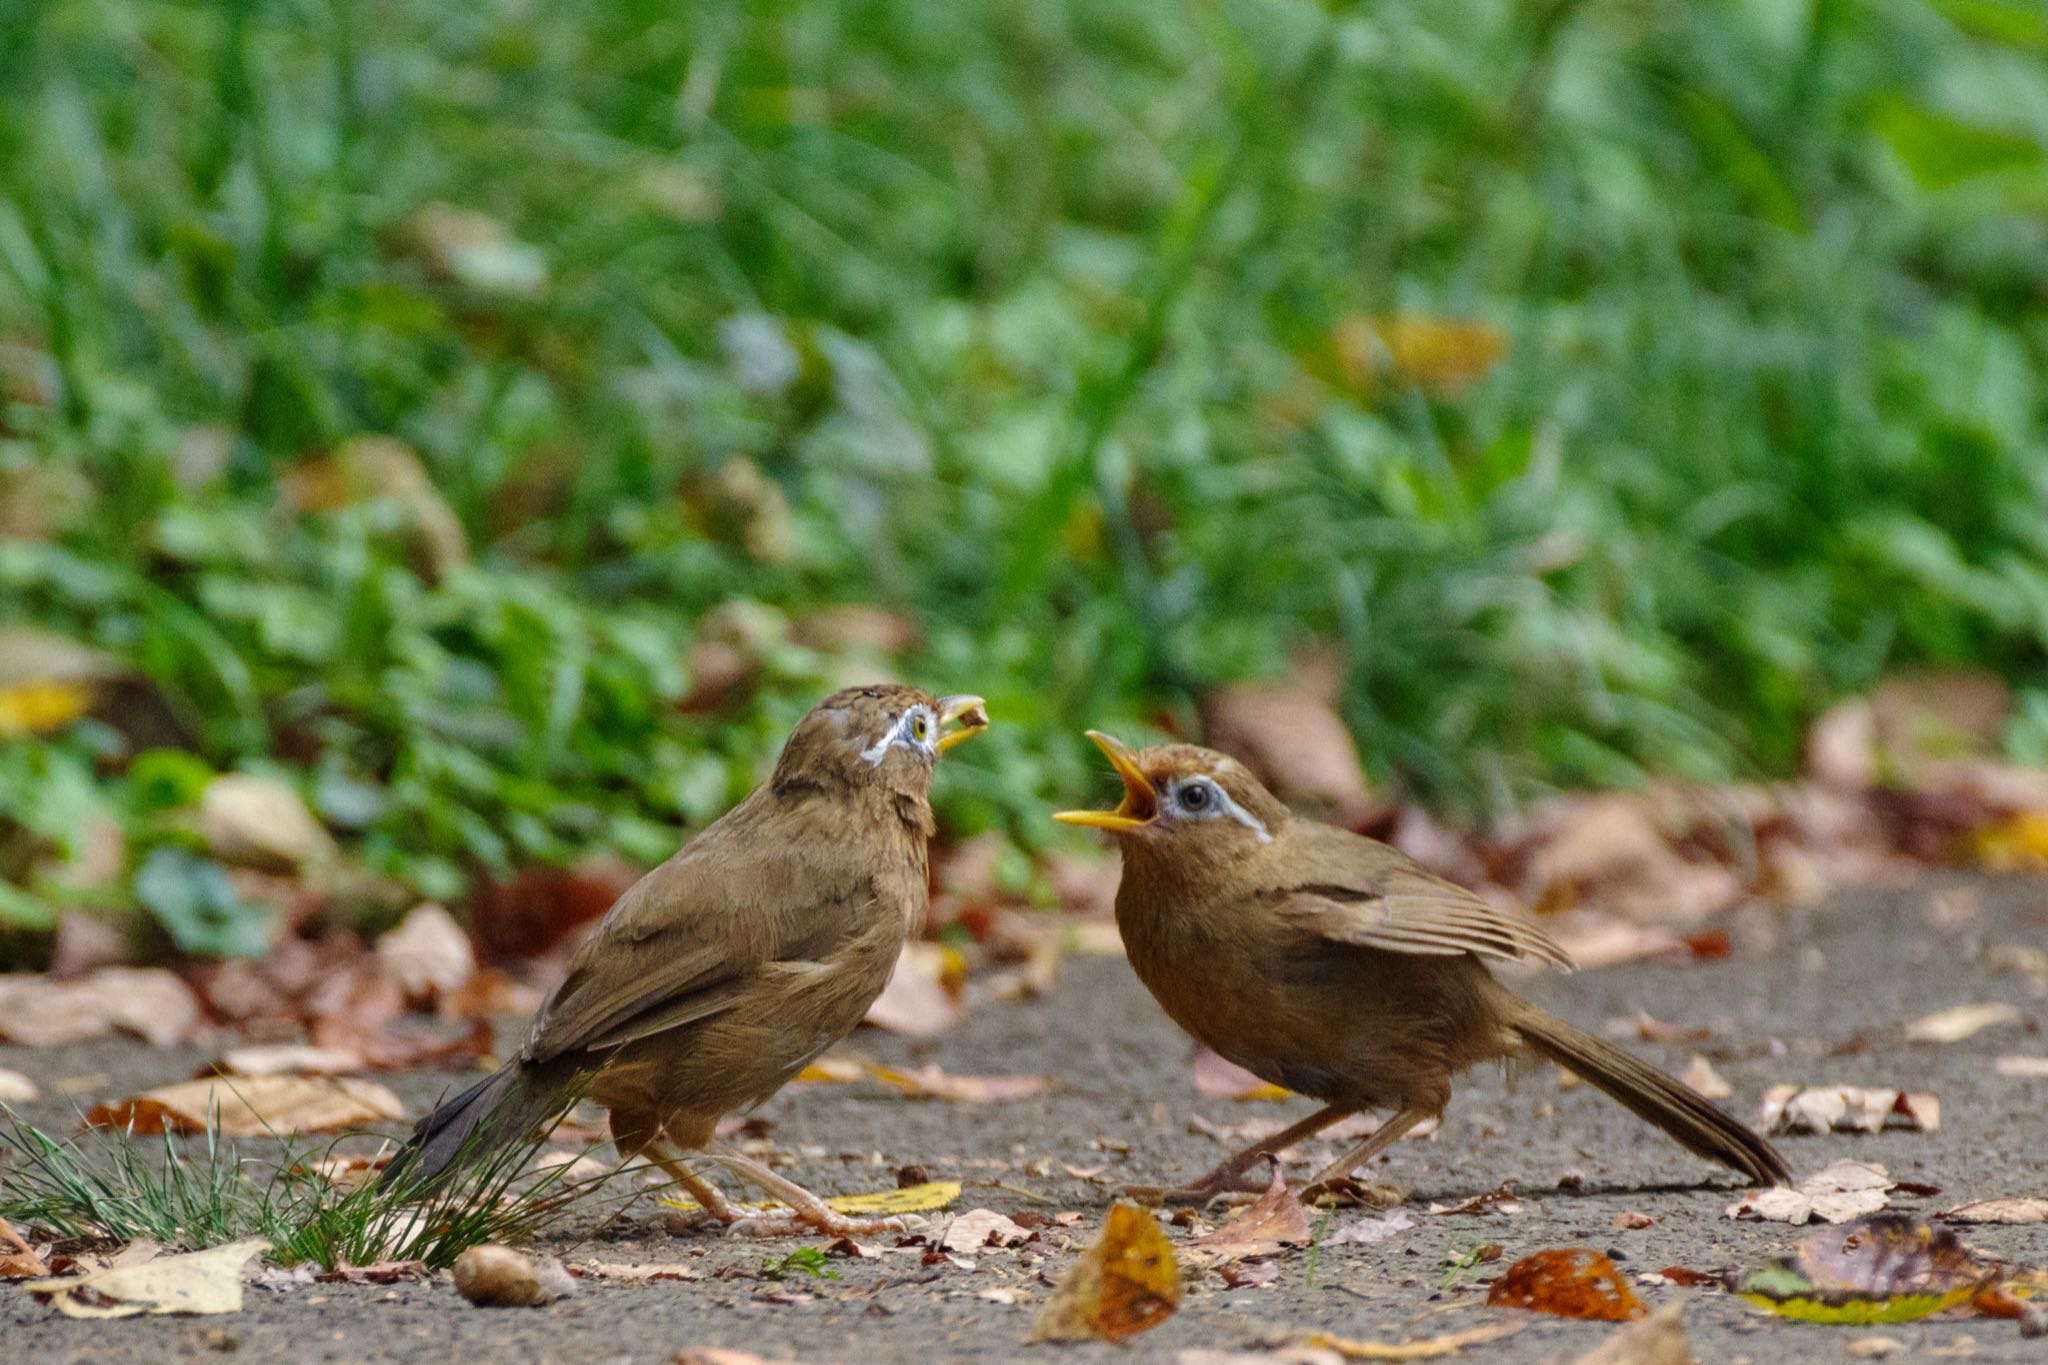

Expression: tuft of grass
xmin=0 ymin=1106 xmax=638 ymax=1271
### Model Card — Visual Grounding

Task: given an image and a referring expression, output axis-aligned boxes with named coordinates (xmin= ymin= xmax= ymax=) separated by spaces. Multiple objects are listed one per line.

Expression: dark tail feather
xmin=1508 ymin=1002 xmax=1790 ymax=1186
xmin=380 ymin=1057 xmax=582 ymax=1190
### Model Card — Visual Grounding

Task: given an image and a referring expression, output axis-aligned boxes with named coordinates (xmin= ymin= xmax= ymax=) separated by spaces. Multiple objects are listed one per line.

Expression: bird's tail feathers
xmin=379 ymin=1056 xmax=585 ymax=1192
xmin=1507 ymin=1001 xmax=1790 ymax=1187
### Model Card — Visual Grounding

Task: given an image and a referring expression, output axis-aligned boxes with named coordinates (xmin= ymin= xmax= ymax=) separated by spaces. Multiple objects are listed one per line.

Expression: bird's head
xmin=773 ymin=684 xmax=988 ymax=797
xmin=1054 ymin=733 xmax=1289 ymax=871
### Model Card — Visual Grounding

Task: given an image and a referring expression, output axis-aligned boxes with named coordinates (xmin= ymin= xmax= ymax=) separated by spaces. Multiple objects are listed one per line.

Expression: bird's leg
xmin=1124 ymin=1103 xmax=1352 ymax=1206
xmin=643 ymin=1140 xmax=752 ymax=1228
xmin=1299 ymin=1105 xmax=1431 ymax=1204
xmin=708 ymin=1144 xmax=917 ymax=1239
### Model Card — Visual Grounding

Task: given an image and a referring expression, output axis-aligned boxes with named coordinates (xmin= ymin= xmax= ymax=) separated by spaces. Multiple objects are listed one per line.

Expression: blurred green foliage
xmin=2 ymin=0 xmax=2047 ymax=945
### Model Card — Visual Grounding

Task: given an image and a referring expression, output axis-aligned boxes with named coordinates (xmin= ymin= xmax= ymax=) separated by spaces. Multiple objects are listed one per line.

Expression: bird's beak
xmin=1053 ymin=730 xmax=1157 ymax=832
xmin=934 ymin=695 xmax=991 ymax=752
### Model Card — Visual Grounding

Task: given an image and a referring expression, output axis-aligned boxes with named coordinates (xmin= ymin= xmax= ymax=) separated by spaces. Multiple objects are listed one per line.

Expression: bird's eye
xmin=909 ymin=710 xmax=931 ymax=742
xmin=1178 ymin=781 xmax=1212 ymax=811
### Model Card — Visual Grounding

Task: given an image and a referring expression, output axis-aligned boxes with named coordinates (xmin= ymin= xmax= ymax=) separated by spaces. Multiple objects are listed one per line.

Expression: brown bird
xmin=1055 ymin=733 xmax=1788 ymax=1203
xmin=386 ymin=685 xmax=989 ymax=1236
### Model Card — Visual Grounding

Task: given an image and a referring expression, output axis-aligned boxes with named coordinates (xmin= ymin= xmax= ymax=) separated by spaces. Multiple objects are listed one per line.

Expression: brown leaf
xmin=1727 ymin=1160 xmax=1893 ymax=1225
xmin=0 ymin=968 xmax=201 ymax=1047
xmin=1 ymin=1218 xmax=51 ymax=1280
xmin=89 ymin=1075 xmax=408 ymax=1137
xmin=1570 ymin=1301 xmax=1690 ymax=1365
xmin=862 ymin=943 xmax=965 ymax=1035
xmin=1199 ymin=670 xmax=1379 ymax=824
xmin=938 ymin=1208 xmax=1034 ymax=1254
xmin=1485 ymin=1247 xmax=1646 ymax=1321
xmin=868 ymin=1063 xmax=1049 ymax=1103
xmin=1299 ymin=1321 xmax=1524 ymax=1360
xmin=1758 ymin=1085 xmax=1939 ymax=1135
xmin=1678 ymin=1055 xmax=1732 ymax=1100
xmin=198 ymin=774 xmax=336 ymax=875
xmin=0 ymin=1066 xmax=40 ymax=1102
xmin=470 ymin=855 xmax=637 ymax=959
xmin=1029 ymin=1202 xmax=1182 ymax=1343
xmin=374 ymin=902 xmax=475 ymax=1006
xmin=1903 ymin=1002 xmax=2022 ymax=1044
xmin=1938 ymin=1198 xmax=2048 ymax=1225
xmin=1191 ymin=1046 xmax=1291 ymax=1101
xmin=1186 ymin=1164 xmax=1314 ymax=1265
xmin=1518 ymin=795 xmax=1739 ymax=924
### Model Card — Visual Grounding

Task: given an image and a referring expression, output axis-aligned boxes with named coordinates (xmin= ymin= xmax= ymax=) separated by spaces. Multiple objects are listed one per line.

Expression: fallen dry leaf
xmin=0 ymin=968 xmax=201 ymax=1047
xmin=1939 ymin=1198 xmax=2048 ymax=1225
xmin=663 ymin=1180 xmax=960 ymax=1219
xmin=1192 ymin=1046 xmax=1291 ymax=1101
xmin=1759 ymin=1085 xmax=1939 ymax=1135
xmin=867 ymin=1063 xmax=1050 ymax=1103
xmin=1542 ymin=912 xmax=1685 ymax=970
xmin=1679 ymin=1055 xmax=1732 ymax=1100
xmin=0 ymin=1065 xmax=40 ymax=1102
xmin=1186 ymin=1164 xmax=1314 ymax=1265
xmin=199 ymin=773 xmax=336 ymax=874
xmin=209 ymin=1045 xmax=365 ymax=1078
xmin=939 ymin=1208 xmax=1034 ymax=1254
xmin=1485 ymin=1247 xmax=1647 ymax=1321
xmin=1611 ymin=1010 xmax=1713 ymax=1045
xmin=1728 ymin=1160 xmax=1894 ymax=1225
xmin=89 ymin=1075 xmax=408 ymax=1137
xmin=1198 ymin=669 xmax=1378 ymax=825
xmin=1734 ymin=1213 xmax=2001 ymax=1324
xmin=1570 ymin=1300 xmax=1689 ymax=1365
xmin=1995 ymin=1055 xmax=2048 ymax=1078
xmin=1904 ymin=1003 xmax=2022 ymax=1044
xmin=863 ymin=942 xmax=965 ymax=1035
xmin=1300 ymin=1321 xmax=1524 ymax=1360
xmin=578 ymin=1260 xmax=703 ymax=1282
xmin=375 ymin=902 xmax=474 ymax=1006
xmin=452 ymin=1244 xmax=574 ymax=1307
xmin=1323 ymin=1210 xmax=1415 ymax=1246
xmin=23 ymin=1239 xmax=267 ymax=1318
xmin=1029 ymin=1201 xmax=1182 ymax=1343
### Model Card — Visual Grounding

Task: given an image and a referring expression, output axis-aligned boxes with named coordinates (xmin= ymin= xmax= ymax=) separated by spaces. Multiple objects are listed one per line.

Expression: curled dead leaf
xmin=1759 ymin=1085 xmax=1939 ymax=1135
xmin=199 ymin=774 xmax=336 ymax=875
xmin=1678 ymin=1055 xmax=1732 ymax=1100
xmin=1300 ymin=1320 xmax=1524 ymax=1360
xmin=89 ymin=1075 xmax=408 ymax=1137
xmin=1485 ymin=1247 xmax=1646 ymax=1321
xmin=23 ymin=1239 xmax=268 ymax=1318
xmin=1903 ymin=1002 xmax=2022 ymax=1044
xmin=375 ymin=902 xmax=475 ymax=1006
xmin=1029 ymin=1202 xmax=1181 ymax=1343
xmin=1938 ymin=1198 xmax=2048 ymax=1226
xmin=0 ymin=967 xmax=202 ymax=1047
xmin=863 ymin=942 xmax=965 ymax=1036
xmin=1728 ymin=1160 xmax=1894 ymax=1225
xmin=939 ymin=1208 xmax=1034 ymax=1254
xmin=1186 ymin=1163 xmax=1313 ymax=1265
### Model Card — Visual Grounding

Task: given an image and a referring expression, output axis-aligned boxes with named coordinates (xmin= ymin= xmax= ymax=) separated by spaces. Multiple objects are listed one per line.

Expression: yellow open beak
xmin=935 ymin=695 xmax=990 ymax=752
xmin=1053 ymin=730 xmax=1157 ymax=832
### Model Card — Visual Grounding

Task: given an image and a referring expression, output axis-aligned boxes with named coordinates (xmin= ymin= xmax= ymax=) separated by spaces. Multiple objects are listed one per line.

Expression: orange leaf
xmin=1486 ymin=1247 xmax=1647 ymax=1321
xmin=1186 ymin=1163 xmax=1313 ymax=1264
xmin=1029 ymin=1202 xmax=1182 ymax=1342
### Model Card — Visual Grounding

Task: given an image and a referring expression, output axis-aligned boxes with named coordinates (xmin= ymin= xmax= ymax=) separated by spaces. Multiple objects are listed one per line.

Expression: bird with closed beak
xmin=1056 ymin=732 xmax=1788 ymax=1203
xmin=385 ymin=685 xmax=989 ymax=1236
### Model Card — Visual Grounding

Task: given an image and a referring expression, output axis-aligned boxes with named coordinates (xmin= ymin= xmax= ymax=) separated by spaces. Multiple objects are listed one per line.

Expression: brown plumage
xmin=1056 ymin=733 xmax=1788 ymax=1203
xmin=385 ymin=685 xmax=988 ymax=1236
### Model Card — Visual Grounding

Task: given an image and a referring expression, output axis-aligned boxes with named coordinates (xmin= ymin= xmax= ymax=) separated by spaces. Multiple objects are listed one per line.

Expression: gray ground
xmin=5 ymin=874 xmax=2047 ymax=1363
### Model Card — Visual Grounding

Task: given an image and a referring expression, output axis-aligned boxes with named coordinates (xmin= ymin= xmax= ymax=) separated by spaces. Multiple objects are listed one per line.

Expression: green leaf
xmin=133 ymin=847 xmax=271 ymax=957
xmin=1871 ymin=96 xmax=2045 ymax=189
xmin=0 ymin=880 xmax=56 ymax=930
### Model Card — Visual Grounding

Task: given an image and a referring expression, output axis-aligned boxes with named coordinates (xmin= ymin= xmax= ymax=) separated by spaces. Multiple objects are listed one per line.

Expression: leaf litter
xmin=1485 ymin=1247 xmax=1647 ymax=1321
xmin=1759 ymin=1084 xmax=1939 ymax=1135
xmin=1733 ymin=1213 xmax=2031 ymax=1325
xmin=1728 ymin=1160 xmax=1896 ymax=1225
xmin=22 ymin=1238 xmax=268 ymax=1318
xmin=1184 ymin=1163 xmax=1313 ymax=1265
xmin=1029 ymin=1201 xmax=1181 ymax=1343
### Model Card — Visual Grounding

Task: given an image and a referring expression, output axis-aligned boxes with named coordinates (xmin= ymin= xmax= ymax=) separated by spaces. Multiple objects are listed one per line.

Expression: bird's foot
xmin=1122 ymin=1167 xmax=1278 ymax=1207
xmin=725 ymin=1209 xmax=918 ymax=1240
xmin=1301 ymin=1175 xmax=1407 ymax=1209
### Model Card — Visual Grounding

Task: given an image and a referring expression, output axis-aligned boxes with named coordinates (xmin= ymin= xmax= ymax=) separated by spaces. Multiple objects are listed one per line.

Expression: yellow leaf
xmin=1976 ymin=812 xmax=2048 ymax=870
xmin=661 ymin=1179 xmax=961 ymax=1217
xmin=0 ymin=681 xmax=93 ymax=737
xmin=1029 ymin=1201 xmax=1181 ymax=1343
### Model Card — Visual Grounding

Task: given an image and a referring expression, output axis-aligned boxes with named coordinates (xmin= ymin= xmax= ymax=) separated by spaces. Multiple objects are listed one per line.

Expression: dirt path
xmin=6 ymin=875 xmax=2047 ymax=1362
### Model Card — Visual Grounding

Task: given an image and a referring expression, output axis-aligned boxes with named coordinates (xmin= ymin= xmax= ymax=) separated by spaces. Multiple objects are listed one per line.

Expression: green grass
xmin=0 ymin=1107 xmax=635 ymax=1270
xmin=2 ymin=0 xmax=2047 ymax=951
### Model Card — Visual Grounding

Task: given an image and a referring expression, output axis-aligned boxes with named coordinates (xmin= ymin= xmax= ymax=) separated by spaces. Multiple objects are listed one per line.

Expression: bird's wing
xmin=520 ymin=798 xmax=881 ymax=1063
xmin=1268 ymin=826 xmax=1574 ymax=970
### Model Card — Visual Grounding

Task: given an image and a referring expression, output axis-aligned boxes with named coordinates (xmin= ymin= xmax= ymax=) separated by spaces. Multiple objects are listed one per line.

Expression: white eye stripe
xmin=858 ymin=706 xmax=936 ymax=766
xmin=1168 ymin=777 xmax=1271 ymax=842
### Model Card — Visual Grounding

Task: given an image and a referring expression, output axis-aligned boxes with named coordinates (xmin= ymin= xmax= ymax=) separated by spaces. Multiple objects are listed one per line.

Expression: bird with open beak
xmin=385 ymin=686 xmax=989 ymax=1236
xmin=1056 ymin=731 xmax=1788 ymax=1203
